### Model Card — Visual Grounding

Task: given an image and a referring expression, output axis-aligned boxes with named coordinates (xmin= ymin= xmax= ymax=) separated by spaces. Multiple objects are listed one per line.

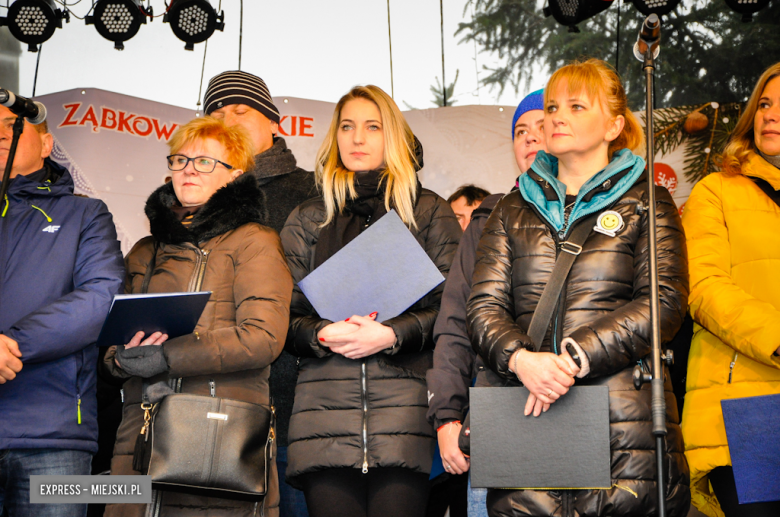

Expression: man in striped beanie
xmin=204 ymin=71 xmax=315 ymax=517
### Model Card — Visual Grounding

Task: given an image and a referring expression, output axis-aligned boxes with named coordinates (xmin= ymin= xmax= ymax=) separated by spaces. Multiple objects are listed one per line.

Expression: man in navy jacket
xmin=0 ymin=105 xmax=125 ymax=517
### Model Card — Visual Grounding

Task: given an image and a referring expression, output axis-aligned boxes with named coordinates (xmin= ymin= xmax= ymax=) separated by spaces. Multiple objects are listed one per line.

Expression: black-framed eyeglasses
xmin=166 ymin=154 xmax=234 ymax=174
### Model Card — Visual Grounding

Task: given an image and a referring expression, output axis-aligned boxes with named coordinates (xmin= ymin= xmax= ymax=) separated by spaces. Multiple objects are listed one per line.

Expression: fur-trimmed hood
xmin=145 ymin=172 xmax=267 ymax=245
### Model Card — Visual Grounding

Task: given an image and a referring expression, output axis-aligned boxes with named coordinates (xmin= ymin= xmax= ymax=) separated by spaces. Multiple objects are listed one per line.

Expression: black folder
xmin=96 ymin=292 xmax=211 ymax=348
xmin=469 ymin=386 xmax=611 ymax=489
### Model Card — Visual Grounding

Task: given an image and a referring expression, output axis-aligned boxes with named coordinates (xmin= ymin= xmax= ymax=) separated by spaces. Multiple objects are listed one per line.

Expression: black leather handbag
xmin=131 ymin=241 xmax=275 ymax=502
xmin=145 ymin=393 xmax=275 ymax=501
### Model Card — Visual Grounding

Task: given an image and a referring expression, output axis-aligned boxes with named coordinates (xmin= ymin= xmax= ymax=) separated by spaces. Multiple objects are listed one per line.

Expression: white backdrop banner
xmin=38 ymin=88 xmax=693 ymax=254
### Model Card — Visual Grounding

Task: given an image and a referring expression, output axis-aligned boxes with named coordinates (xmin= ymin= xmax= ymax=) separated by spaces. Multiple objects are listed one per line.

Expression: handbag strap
xmin=750 ymin=177 xmax=780 ymax=209
xmin=527 ymin=213 xmax=600 ymax=352
xmin=139 ymin=241 xmax=160 ymax=403
xmin=141 ymin=240 xmax=159 ymax=294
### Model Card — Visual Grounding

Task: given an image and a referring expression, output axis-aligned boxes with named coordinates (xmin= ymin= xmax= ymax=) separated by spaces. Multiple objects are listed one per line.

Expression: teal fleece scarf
xmin=517 ymin=149 xmax=646 ymax=235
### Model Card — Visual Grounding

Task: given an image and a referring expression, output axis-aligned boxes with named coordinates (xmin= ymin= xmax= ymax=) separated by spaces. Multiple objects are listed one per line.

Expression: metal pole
xmin=0 ymin=116 xmax=25 ymax=215
xmin=441 ymin=0 xmax=446 ymax=107
xmin=643 ymin=42 xmax=668 ymax=517
xmin=387 ymin=0 xmax=394 ymax=98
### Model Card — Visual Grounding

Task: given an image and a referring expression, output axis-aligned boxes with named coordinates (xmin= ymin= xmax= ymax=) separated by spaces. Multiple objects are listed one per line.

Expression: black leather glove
xmin=116 ymin=344 xmax=169 ymax=378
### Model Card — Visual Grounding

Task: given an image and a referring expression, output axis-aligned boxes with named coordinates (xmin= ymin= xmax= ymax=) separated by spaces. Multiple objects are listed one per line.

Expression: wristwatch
xmin=565 ymin=342 xmax=582 ymax=369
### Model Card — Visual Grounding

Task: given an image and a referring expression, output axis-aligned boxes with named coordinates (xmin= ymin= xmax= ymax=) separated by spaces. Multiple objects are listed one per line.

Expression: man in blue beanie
xmin=426 ymin=89 xmax=546 ymax=517
xmin=511 ymin=89 xmax=545 ymax=174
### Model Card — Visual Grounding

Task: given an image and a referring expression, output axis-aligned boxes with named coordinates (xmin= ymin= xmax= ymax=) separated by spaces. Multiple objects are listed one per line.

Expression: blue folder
xmin=298 ymin=210 xmax=445 ymax=323
xmin=721 ymin=393 xmax=780 ymax=504
xmin=96 ymin=292 xmax=211 ymax=347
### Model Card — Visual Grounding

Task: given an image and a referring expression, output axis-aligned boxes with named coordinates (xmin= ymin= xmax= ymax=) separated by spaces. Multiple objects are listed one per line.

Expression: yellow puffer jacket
xmin=681 ymin=152 xmax=780 ymax=517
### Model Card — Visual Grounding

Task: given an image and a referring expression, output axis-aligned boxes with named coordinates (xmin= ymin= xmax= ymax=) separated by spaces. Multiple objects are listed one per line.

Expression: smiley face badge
xmin=594 ymin=210 xmax=624 ymax=237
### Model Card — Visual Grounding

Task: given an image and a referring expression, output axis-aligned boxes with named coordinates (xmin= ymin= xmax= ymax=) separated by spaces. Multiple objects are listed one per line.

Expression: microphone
xmin=633 ymin=14 xmax=661 ymax=62
xmin=0 ymin=89 xmax=47 ymax=125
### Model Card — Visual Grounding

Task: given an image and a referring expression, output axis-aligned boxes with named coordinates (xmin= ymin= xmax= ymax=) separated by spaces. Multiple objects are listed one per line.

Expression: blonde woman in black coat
xmin=281 ymin=85 xmax=461 ymax=517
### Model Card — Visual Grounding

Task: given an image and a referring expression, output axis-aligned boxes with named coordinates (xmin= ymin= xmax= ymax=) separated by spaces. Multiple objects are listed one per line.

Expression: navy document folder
xmin=469 ymin=386 xmax=611 ymax=489
xmin=721 ymin=393 xmax=780 ymax=504
xmin=96 ymin=292 xmax=211 ymax=348
xmin=298 ymin=210 xmax=445 ymax=323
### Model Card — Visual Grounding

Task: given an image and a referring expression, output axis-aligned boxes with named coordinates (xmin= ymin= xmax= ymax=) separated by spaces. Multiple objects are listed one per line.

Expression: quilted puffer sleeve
xmin=682 ymin=174 xmax=780 ymax=368
xmin=467 ymin=196 xmax=536 ymax=379
xmin=382 ymin=194 xmax=461 ymax=355
xmin=280 ymin=202 xmax=333 ymax=359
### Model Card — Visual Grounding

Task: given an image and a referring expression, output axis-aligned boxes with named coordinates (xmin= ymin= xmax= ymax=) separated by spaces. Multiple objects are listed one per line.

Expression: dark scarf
xmin=145 ymin=172 xmax=266 ymax=245
xmin=313 ymin=169 xmax=388 ymax=269
xmin=251 ymin=137 xmax=299 ymax=186
xmin=313 ymin=136 xmax=426 ymax=268
xmin=169 ymin=204 xmax=202 ymax=222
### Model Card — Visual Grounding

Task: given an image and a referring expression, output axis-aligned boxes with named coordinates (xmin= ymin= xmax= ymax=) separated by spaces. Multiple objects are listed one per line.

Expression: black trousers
xmin=710 ymin=466 xmax=780 ymax=517
xmin=300 ymin=467 xmax=430 ymax=517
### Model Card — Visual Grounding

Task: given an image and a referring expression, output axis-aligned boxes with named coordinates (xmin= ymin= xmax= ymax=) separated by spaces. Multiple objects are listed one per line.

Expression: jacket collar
xmin=519 ymin=149 xmax=646 ymax=233
xmin=6 ymin=158 xmax=72 ymax=198
xmin=145 ymin=172 xmax=267 ymax=245
xmin=744 ymin=152 xmax=780 ymax=190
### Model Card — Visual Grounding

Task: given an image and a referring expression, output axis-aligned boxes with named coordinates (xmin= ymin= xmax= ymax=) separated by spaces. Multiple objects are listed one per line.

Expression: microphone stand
xmin=631 ymin=14 xmax=673 ymax=517
xmin=0 ymin=115 xmax=25 ymax=216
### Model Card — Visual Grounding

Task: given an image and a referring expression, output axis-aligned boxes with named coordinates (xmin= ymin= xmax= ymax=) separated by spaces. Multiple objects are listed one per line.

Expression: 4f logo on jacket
xmin=42 ymin=225 xmax=61 ymax=233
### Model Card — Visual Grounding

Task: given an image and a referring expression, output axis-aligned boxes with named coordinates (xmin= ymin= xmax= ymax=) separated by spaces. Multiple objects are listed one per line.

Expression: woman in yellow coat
xmin=682 ymin=62 xmax=780 ymax=517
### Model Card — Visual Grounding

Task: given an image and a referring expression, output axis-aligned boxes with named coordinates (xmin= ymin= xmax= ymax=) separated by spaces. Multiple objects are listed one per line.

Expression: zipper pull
xmin=362 ymin=460 xmax=369 ymax=474
xmin=209 ymin=379 xmax=216 ymax=397
xmin=120 ymin=388 xmax=125 ymax=403
xmin=612 ymin=483 xmax=638 ymax=498
xmin=77 ymin=397 xmax=82 ymax=425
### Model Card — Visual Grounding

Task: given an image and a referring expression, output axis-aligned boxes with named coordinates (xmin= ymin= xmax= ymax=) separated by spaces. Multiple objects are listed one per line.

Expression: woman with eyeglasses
xmin=102 ymin=117 xmax=292 ymax=517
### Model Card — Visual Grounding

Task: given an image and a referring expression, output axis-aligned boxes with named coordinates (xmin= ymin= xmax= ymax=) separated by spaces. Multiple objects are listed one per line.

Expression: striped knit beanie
xmin=203 ymin=71 xmax=280 ymax=123
xmin=511 ymin=89 xmax=544 ymax=140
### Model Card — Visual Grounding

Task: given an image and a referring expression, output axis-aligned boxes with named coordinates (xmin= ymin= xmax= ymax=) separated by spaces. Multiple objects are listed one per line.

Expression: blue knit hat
xmin=511 ymin=89 xmax=544 ymax=140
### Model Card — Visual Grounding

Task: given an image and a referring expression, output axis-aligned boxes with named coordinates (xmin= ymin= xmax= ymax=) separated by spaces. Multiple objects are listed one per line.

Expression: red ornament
xmin=654 ymin=162 xmax=678 ymax=196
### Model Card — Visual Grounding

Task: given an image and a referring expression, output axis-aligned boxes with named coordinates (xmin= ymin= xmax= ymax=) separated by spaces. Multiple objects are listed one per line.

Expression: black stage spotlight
xmin=544 ymin=0 xmax=615 ymax=33
xmin=724 ymin=0 xmax=770 ymax=22
xmin=163 ymin=0 xmax=225 ymax=51
xmin=0 ymin=0 xmax=68 ymax=52
xmin=86 ymin=0 xmax=149 ymax=50
xmin=630 ymin=0 xmax=681 ymax=16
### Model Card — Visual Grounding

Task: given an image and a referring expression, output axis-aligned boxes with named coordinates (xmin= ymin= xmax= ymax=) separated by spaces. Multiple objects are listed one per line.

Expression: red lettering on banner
xmin=58 ymin=102 xmax=178 ymax=141
xmin=59 ymin=103 xmax=82 ymax=128
xmin=299 ymin=117 xmax=314 ymax=137
xmin=277 ymin=116 xmax=298 ymax=137
xmin=152 ymin=120 xmax=178 ymax=141
xmin=277 ymin=116 xmax=288 ymax=136
xmin=118 ymin=111 xmax=136 ymax=135
xmin=78 ymin=106 xmax=99 ymax=132
xmin=100 ymin=108 xmax=117 ymax=130
xmin=133 ymin=116 xmax=153 ymax=137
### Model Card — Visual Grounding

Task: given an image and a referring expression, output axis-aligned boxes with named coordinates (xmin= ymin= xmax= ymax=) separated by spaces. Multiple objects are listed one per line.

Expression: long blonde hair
xmin=546 ymin=58 xmax=644 ymax=160
xmin=719 ymin=62 xmax=780 ymax=176
xmin=315 ymin=85 xmax=419 ymax=228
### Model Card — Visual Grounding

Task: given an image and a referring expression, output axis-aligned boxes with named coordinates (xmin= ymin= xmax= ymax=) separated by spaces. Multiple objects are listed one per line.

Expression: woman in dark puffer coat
xmin=466 ymin=59 xmax=690 ymax=517
xmin=280 ymin=85 xmax=460 ymax=517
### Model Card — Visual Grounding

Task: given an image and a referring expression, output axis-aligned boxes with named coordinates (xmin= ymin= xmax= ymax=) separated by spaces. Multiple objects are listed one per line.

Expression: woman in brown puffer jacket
xmin=103 ymin=117 xmax=292 ymax=517
xmin=466 ymin=59 xmax=690 ymax=516
xmin=280 ymin=85 xmax=461 ymax=517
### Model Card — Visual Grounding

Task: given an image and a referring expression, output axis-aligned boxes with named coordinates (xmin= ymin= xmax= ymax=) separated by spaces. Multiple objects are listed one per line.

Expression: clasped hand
xmin=511 ymin=349 xmax=581 ymax=417
xmin=0 ymin=334 xmax=23 ymax=384
xmin=114 ymin=330 xmax=169 ymax=368
xmin=317 ymin=312 xmax=397 ymax=360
